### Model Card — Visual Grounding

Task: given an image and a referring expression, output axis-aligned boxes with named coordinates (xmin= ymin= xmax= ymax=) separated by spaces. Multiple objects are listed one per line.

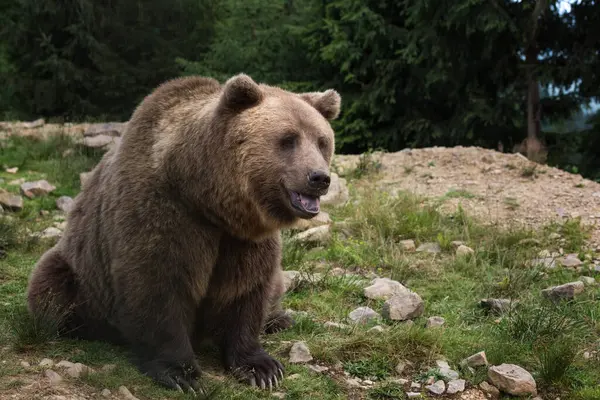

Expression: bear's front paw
xmin=229 ymin=349 xmax=285 ymax=390
xmin=143 ymin=359 xmax=205 ymax=395
xmin=264 ymin=311 xmax=295 ymax=334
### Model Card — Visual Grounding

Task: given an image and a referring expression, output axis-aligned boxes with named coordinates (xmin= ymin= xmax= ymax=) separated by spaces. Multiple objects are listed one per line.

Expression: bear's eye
xmin=280 ymin=134 xmax=298 ymax=151
xmin=318 ymin=137 xmax=328 ymax=151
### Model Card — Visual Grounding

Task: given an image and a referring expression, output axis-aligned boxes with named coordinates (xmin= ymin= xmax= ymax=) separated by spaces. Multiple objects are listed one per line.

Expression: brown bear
xmin=26 ymin=73 xmax=340 ymax=394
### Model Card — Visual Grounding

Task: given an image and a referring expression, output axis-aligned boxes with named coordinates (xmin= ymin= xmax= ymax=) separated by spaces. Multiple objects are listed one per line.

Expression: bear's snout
xmin=307 ymin=170 xmax=331 ymax=190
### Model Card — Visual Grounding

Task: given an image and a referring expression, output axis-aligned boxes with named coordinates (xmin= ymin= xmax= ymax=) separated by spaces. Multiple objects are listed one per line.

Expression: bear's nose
xmin=308 ymin=170 xmax=331 ymax=189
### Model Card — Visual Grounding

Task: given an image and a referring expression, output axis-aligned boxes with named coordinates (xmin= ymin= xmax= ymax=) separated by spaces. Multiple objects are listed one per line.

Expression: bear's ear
xmin=299 ymin=89 xmax=342 ymax=120
xmin=220 ymin=73 xmax=263 ymax=111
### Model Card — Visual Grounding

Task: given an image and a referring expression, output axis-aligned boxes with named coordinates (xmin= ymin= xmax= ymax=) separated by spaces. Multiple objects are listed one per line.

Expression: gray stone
xmin=425 ymin=316 xmax=445 ymax=328
xmin=82 ymin=134 xmax=119 ymax=149
xmin=84 ymin=122 xmax=126 ymax=137
xmin=426 ymin=380 xmax=445 ymax=395
xmin=399 ymin=239 xmax=416 ymax=251
xmin=320 ymin=173 xmax=349 ymax=206
xmin=56 ymin=196 xmax=74 ymax=213
xmin=479 ymin=381 xmax=500 ymax=397
xmin=446 ymin=379 xmax=465 ymax=394
xmin=542 ymin=281 xmax=585 ymax=301
xmin=324 ymin=321 xmax=350 ymax=330
xmin=119 ymin=386 xmax=140 ymax=400
xmin=560 ymin=255 xmax=583 ymax=268
xmin=464 ymin=351 xmax=488 ymax=367
xmin=21 ymin=118 xmax=45 ymax=129
xmin=292 ymin=211 xmax=331 ymax=231
xmin=20 ymin=361 xmax=30 ymax=368
xmin=406 ymin=392 xmax=421 ymax=399
xmin=435 ymin=360 xmax=459 ymax=381
xmin=348 ymin=306 xmax=380 ymax=324
xmin=416 ymin=242 xmax=441 ymax=254
xmin=56 ymin=360 xmax=76 ymax=369
xmin=529 ymin=257 xmax=557 ymax=269
xmin=66 ymin=362 xmax=92 ymax=378
xmin=39 ymin=358 xmax=54 ymax=367
xmin=5 ymin=167 xmax=18 ymax=174
xmin=294 ymin=225 xmax=331 ymax=244
xmin=0 ymin=189 xmax=23 ymax=211
xmin=364 ymin=277 xmax=407 ymax=300
xmin=382 ymin=291 xmax=424 ymax=321
xmin=44 ymin=369 xmax=63 ymax=385
xmin=308 ymin=364 xmax=329 ymax=373
xmin=579 ymin=276 xmax=597 ymax=286
xmin=101 ymin=389 xmax=111 ymax=397
xmin=480 ymin=298 xmax=516 ymax=315
xmin=488 ymin=363 xmax=537 ymax=397
xmin=282 ymin=270 xmax=300 ymax=292
xmin=456 ymin=245 xmax=474 ymax=257
xmin=367 ymin=325 xmax=385 ymax=333
xmin=395 ymin=360 xmax=409 ymax=375
xmin=20 ymin=180 xmax=56 ymax=198
xmin=289 ymin=341 xmax=313 ymax=363
xmin=39 ymin=227 xmax=62 ymax=239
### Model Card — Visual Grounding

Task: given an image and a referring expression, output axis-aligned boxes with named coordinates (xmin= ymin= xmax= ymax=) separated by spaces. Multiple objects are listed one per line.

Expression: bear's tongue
xmin=292 ymin=191 xmax=320 ymax=213
xmin=299 ymin=193 xmax=320 ymax=212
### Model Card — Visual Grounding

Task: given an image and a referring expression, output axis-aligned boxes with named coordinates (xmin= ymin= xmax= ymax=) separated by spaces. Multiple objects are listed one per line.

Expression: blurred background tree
xmin=1 ymin=0 xmax=599 ymax=180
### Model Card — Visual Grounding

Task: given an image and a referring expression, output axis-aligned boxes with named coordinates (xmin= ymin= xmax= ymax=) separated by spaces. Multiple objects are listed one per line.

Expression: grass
xmin=0 ymin=132 xmax=599 ymax=399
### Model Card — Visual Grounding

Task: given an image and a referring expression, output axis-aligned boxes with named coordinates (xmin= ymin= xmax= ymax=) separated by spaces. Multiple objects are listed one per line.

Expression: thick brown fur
xmin=26 ymin=74 xmax=341 ymax=393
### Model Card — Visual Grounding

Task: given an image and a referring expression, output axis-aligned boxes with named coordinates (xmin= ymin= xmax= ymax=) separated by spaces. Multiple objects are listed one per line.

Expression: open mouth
xmin=288 ymin=190 xmax=320 ymax=216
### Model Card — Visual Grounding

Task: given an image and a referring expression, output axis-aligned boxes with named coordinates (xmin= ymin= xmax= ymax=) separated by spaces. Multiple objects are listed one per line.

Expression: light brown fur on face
xmin=25 ymin=73 xmax=341 ymax=393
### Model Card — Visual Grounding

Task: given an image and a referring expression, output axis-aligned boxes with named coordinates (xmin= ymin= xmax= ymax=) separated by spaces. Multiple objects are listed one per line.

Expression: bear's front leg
xmin=219 ymin=285 xmax=285 ymax=389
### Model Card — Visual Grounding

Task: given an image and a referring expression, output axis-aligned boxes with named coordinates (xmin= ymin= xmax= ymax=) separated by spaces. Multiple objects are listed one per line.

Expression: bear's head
xmin=216 ymin=74 xmax=341 ymax=228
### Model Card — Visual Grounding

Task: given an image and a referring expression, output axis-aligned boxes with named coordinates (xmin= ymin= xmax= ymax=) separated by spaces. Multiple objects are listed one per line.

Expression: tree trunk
xmin=524 ymin=0 xmax=548 ymax=163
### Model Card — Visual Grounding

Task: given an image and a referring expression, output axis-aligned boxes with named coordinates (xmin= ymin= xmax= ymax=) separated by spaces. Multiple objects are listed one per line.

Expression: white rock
xmin=542 ymin=281 xmax=585 ymax=301
xmin=40 ymin=227 xmax=63 ymax=239
xmin=20 ymin=180 xmax=56 ymax=198
xmin=364 ymin=278 xmax=407 ymax=300
xmin=456 ymin=245 xmax=474 ymax=257
xmin=282 ymin=270 xmax=300 ymax=292
xmin=5 ymin=167 xmax=18 ymax=174
xmin=426 ymin=380 xmax=445 ymax=395
xmin=39 ymin=358 xmax=54 ymax=367
xmin=579 ymin=276 xmax=597 ymax=286
xmin=324 ymin=321 xmax=350 ymax=330
xmin=382 ymin=291 xmax=424 ymax=321
xmin=84 ymin=122 xmax=126 ymax=137
xmin=320 ymin=173 xmax=349 ymax=206
xmin=399 ymin=239 xmax=416 ymax=251
xmin=436 ymin=360 xmax=459 ymax=381
xmin=45 ymin=369 xmax=63 ymax=385
xmin=488 ymin=363 xmax=537 ymax=397
xmin=119 ymin=386 xmax=140 ymax=400
xmin=56 ymin=360 xmax=76 ymax=369
xmin=289 ymin=341 xmax=313 ymax=363
xmin=294 ymin=225 xmax=331 ymax=244
xmin=291 ymin=211 xmax=331 ymax=231
xmin=56 ymin=196 xmax=74 ymax=213
xmin=406 ymin=392 xmax=421 ymax=399
xmin=0 ymin=189 xmax=23 ymax=211
xmin=101 ymin=389 xmax=111 ymax=397
xmin=395 ymin=360 xmax=410 ymax=375
xmin=367 ymin=325 xmax=385 ymax=333
xmin=560 ymin=255 xmax=583 ymax=268
xmin=348 ymin=306 xmax=380 ymax=324
xmin=20 ymin=361 xmax=30 ymax=368
xmin=416 ymin=242 xmax=441 ymax=254
xmin=446 ymin=379 xmax=466 ymax=394
xmin=425 ymin=316 xmax=445 ymax=328
xmin=308 ymin=364 xmax=329 ymax=373
xmin=464 ymin=351 xmax=488 ymax=367
xmin=66 ymin=362 xmax=92 ymax=378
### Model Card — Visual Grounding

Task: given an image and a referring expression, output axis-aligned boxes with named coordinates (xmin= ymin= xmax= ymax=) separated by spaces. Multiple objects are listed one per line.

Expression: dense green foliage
xmin=1 ymin=0 xmax=599 ymax=178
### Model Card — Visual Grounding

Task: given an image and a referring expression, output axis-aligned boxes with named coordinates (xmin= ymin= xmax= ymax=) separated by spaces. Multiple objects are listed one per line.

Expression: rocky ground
xmin=0 ymin=120 xmax=599 ymax=400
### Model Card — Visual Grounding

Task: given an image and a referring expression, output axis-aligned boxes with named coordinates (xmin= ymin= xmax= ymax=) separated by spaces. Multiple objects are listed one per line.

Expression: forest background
xmin=1 ymin=0 xmax=599 ymax=180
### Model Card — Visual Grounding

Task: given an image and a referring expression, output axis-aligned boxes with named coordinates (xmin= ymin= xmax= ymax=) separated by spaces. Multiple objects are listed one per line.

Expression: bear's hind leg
xmin=26 ymin=248 xmax=81 ymax=337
